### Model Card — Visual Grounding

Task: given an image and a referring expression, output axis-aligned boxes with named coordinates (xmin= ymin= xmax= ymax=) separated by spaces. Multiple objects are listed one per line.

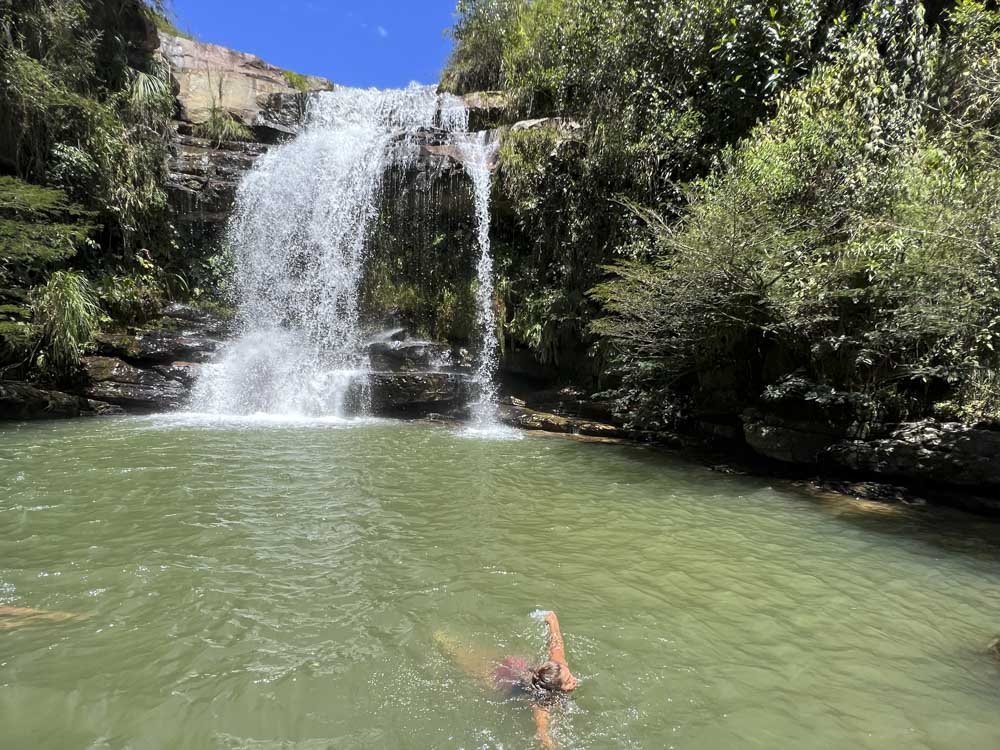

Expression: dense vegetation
xmin=444 ymin=0 xmax=1000 ymax=433
xmin=0 ymin=0 xmax=176 ymax=381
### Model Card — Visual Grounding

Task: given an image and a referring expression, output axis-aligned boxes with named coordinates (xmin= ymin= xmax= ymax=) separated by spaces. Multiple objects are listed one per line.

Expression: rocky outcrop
xmin=81 ymin=357 xmax=188 ymax=412
xmin=499 ymin=403 xmax=625 ymax=440
xmin=367 ymin=340 xmax=459 ymax=372
xmin=0 ymin=381 xmax=95 ymax=421
xmin=166 ymin=131 xmax=270 ymax=254
xmin=462 ymin=91 xmax=518 ymax=131
xmin=368 ymin=372 xmax=473 ymax=416
xmin=510 ymin=117 xmax=582 ymax=136
xmin=739 ymin=377 xmax=1000 ymax=498
xmin=153 ymin=362 xmax=203 ymax=387
xmin=362 ymin=326 xmax=475 ymax=417
xmin=741 ymin=376 xmax=883 ymax=464
xmin=161 ymin=34 xmax=331 ymax=127
xmin=75 ymin=304 xmax=229 ymax=413
xmin=254 ymin=92 xmax=311 ymax=141
xmin=516 ymin=386 xmax=618 ymax=424
xmin=162 ymin=32 xmax=325 ymax=256
xmin=94 ymin=304 xmax=228 ymax=363
xmin=743 ymin=414 xmax=847 ymax=466
xmin=827 ymin=421 xmax=1000 ymax=491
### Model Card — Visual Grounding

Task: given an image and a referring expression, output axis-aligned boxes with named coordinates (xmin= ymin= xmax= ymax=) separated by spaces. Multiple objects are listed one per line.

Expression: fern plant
xmin=195 ymin=106 xmax=254 ymax=146
xmin=126 ymin=64 xmax=173 ymax=124
xmin=32 ymin=271 xmax=100 ymax=380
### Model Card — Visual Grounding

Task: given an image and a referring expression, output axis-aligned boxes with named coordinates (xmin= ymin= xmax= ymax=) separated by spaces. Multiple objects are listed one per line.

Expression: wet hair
xmin=531 ymin=660 xmax=564 ymax=693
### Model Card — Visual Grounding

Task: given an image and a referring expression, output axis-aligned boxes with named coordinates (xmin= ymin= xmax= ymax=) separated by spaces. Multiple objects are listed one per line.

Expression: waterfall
xmin=191 ymin=85 xmax=467 ymax=417
xmin=456 ymin=132 xmax=501 ymax=429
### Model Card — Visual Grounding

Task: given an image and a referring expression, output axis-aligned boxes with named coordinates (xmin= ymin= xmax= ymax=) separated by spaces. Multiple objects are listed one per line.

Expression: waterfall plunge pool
xmin=1 ymin=416 xmax=999 ymax=749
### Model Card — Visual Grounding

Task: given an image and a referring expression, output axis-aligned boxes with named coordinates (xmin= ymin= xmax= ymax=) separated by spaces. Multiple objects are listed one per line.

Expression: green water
xmin=1 ymin=416 xmax=999 ymax=750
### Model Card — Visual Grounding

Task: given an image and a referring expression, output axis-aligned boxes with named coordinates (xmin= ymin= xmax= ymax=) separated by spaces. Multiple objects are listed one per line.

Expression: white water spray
xmin=457 ymin=132 xmax=502 ymax=429
xmin=191 ymin=85 xmax=467 ymax=417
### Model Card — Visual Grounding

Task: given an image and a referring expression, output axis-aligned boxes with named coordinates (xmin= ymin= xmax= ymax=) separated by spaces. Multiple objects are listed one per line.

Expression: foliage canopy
xmin=446 ymin=0 xmax=1000 ymax=427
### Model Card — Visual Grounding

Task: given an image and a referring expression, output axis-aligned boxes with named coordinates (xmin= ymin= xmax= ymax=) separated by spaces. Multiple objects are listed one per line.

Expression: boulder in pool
xmin=368 ymin=372 xmax=472 ymax=416
xmin=82 ymin=357 xmax=188 ymax=412
xmin=367 ymin=339 xmax=454 ymax=372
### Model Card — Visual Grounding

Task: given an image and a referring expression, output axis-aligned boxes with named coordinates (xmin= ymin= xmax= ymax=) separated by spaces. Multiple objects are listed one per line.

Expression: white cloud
xmin=377 ymin=25 xmax=389 ymax=38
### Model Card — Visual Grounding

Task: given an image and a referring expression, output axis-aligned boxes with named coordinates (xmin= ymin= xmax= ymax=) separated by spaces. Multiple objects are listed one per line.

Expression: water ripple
xmin=1 ymin=418 xmax=999 ymax=749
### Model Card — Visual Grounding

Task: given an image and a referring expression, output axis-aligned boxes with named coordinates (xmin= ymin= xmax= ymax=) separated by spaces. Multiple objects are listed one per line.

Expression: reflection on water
xmin=1 ymin=417 xmax=999 ymax=749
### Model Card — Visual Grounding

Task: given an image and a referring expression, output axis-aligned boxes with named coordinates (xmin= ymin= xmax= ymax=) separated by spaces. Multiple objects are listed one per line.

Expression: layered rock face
xmin=741 ymin=376 xmax=1000 ymax=500
xmin=0 ymin=382 xmax=95 ymax=421
xmin=365 ymin=336 xmax=475 ymax=417
xmin=82 ymin=304 xmax=230 ymax=413
xmin=369 ymin=373 xmax=473 ymax=416
xmin=160 ymin=34 xmax=331 ymax=127
xmin=0 ymin=304 xmax=228 ymax=420
xmin=162 ymin=34 xmax=327 ymax=263
xmin=827 ymin=421 xmax=1000 ymax=492
xmin=166 ymin=134 xmax=269 ymax=267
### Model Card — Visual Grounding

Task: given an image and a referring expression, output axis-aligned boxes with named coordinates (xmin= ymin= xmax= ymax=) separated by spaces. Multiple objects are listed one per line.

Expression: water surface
xmin=2 ymin=417 xmax=999 ymax=749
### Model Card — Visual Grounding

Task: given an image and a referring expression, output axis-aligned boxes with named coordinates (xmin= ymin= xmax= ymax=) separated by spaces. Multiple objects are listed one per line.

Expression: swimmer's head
xmin=531 ymin=660 xmax=578 ymax=694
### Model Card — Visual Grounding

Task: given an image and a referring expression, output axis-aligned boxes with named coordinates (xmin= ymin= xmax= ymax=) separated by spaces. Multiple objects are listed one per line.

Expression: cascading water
xmin=191 ymin=85 xmax=468 ymax=418
xmin=456 ymin=132 xmax=502 ymax=429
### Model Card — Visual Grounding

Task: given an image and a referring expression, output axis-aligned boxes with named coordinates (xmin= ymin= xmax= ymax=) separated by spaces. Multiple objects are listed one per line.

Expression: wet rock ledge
xmin=0 ymin=304 xmax=229 ymax=420
xmin=0 ymin=381 xmax=100 ymax=421
xmin=0 ymin=322 xmax=482 ymax=421
xmin=739 ymin=377 xmax=1000 ymax=503
xmin=365 ymin=335 xmax=474 ymax=417
xmin=81 ymin=303 xmax=230 ymax=413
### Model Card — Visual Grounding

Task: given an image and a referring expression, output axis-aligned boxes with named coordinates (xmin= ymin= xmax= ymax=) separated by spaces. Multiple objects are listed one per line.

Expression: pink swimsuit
xmin=491 ymin=656 xmax=531 ymax=694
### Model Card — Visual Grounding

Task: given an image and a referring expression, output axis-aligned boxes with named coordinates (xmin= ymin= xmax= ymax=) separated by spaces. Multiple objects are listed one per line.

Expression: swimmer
xmin=988 ymin=636 xmax=1000 ymax=660
xmin=0 ymin=606 xmax=86 ymax=631
xmin=435 ymin=610 xmax=578 ymax=749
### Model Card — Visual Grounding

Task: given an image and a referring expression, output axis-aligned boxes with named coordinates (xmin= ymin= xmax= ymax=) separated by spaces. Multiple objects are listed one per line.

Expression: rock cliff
xmin=160 ymin=34 xmax=332 ymax=128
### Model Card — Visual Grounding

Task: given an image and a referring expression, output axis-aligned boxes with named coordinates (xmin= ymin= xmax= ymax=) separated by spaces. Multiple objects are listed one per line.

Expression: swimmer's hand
xmin=530 ymin=609 xmax=554 ymax=621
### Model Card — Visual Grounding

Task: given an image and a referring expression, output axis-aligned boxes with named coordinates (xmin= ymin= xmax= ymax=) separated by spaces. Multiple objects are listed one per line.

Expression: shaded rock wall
xmin=369 ymin=372 xmax=473 ymax=417
xmin=739 ymin=377 xmax=1000 ymax=500
xmin=827 ymin=421 xmax=1000 ymax=492
xmin=0 ymin=382 xmax=95 ymax=421
xmin=363 ymin=128 xmax=480 ymax=340
xmin=166 ymin=133 xmax=269 ymax=262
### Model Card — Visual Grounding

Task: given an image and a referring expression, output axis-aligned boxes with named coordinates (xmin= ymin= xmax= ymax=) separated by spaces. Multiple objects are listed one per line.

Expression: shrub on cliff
xmin=0 ymin=1 xmax=174 ymax=253
xmin=0 ymin=1 xmax=179 ymax=376
xmin=446 ymin=0 xmax=863 ymax=377
xmin=593 ymin=1 xmax=1000 ymax=426
xmin=442 ymin=0 xmax=527 ymax=94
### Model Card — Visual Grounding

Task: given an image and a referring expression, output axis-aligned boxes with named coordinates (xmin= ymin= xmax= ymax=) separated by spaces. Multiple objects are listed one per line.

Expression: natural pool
xmin=1 ymin=416 xmax=999 ymax=749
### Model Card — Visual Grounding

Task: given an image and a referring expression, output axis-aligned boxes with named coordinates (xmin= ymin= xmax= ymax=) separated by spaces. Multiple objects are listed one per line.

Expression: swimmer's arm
xmin=533 ymin=705 xmax=555 ymax=749
xmin=544 ymin=612 xmax=568 ymax=665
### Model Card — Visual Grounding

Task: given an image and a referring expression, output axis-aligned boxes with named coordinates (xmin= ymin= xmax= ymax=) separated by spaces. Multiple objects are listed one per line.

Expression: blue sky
xmin=170 ymin=0 xmax=458 ymax=88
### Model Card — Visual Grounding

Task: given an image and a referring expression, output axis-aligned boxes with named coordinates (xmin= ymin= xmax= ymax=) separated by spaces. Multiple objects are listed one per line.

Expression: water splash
xmin=192 ymin=85 xmax=467 ymax=417
xmin=456 ymin=132 xmax=502 ymax=430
